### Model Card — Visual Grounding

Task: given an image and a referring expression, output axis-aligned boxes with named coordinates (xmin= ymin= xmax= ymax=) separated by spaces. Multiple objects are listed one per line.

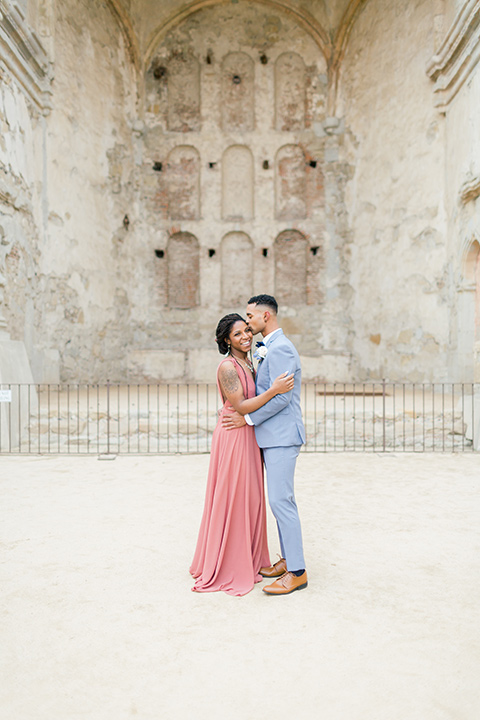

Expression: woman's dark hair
xmin=215 ymin=313 xmax=245 ymax=355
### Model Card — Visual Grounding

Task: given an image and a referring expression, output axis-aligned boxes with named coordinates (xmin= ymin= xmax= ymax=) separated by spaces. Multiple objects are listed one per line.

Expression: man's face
xmin=245 ymin=303 xmax=268 ymax=335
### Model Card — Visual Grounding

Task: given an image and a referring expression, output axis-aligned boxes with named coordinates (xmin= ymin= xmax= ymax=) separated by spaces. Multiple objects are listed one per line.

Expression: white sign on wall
xmin=0 ymin=390 xmax=12 ymax=402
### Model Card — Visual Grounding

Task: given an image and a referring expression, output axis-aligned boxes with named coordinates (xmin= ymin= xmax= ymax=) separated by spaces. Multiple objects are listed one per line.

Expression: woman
xmin=190 ymin=313 xmax=294 ymax=596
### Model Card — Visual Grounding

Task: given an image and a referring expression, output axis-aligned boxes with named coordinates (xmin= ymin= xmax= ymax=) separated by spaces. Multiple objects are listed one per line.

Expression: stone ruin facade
xmin=1 ymin=0 xmax=480 ymax=385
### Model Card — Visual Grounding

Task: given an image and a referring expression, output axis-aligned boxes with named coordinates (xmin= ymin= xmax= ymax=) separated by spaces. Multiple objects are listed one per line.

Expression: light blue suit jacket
xmin=249 ymin=330 xmax=306 ymax=449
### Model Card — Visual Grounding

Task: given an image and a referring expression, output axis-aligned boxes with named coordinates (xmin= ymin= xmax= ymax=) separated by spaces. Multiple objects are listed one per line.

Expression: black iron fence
xmin=0 ymin=382 xmax=478 ymax=455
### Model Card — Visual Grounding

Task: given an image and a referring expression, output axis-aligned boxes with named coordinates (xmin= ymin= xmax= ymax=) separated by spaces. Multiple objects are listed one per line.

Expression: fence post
xmin=107 ymin=379 xmax=110 ymax=455
xmin=382 ymin=378 xmax=386 ymax=452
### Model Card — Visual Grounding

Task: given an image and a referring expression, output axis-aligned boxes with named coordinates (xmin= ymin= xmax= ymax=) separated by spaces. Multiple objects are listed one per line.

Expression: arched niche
xmin=463 ymin=239 xmax=480 ymax=286
xmin=221 ymin=52 xmax=254 ymax=132
xmin=222 ymin=146 xmax=254 ymax=221
xmin=167 ymin=232 xmax=200 ymax=308
xmin=275 ymin=52 xmax=306 ymax=131
xmin=274 ymin=230 xmax=308 ymax=305
xmin=275 ymin=145 xmax=307 ymax=220
xmin=165 ymin=146 xmax=200 ymax=220
xmin=221 ymin=233 xmax=253 ymax=306
xmin=167 ymin=54 xmax=200 ymax=132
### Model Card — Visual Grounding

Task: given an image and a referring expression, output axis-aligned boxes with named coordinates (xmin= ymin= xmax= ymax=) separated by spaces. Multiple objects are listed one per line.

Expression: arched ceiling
xmin=108 ymin=0 xmax=368 ymax=68
xmin=117 ymin=0 xmax=351 ymax=44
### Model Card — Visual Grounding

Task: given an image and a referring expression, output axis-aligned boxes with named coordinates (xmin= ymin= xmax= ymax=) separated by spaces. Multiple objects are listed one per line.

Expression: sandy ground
xmin=1 ymin=452 xmax=479 ymax=720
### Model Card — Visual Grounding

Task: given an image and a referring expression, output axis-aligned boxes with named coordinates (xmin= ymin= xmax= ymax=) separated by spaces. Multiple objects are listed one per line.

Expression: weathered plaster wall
xmin=442 ymin=50 xmax=480 ymax=381
xmin=36 ymin=0 xmax=138 ymax=381
xmin=339 ymin=0 xmax=449 ymax=382
xmin=0 ymin=71 xmax=44 ymax=359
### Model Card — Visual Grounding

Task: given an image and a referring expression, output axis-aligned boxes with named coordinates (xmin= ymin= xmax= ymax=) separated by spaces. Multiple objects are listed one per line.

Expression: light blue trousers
xmin=263 ymin=445 xmax=305 ymax=571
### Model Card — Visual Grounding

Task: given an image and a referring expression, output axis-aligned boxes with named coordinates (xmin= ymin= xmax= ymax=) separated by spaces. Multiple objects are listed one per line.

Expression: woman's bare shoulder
xmin=218 ymin=359 xmax=240 ymax=391
xmin=218 ymin=358 xmax=237 ymax=375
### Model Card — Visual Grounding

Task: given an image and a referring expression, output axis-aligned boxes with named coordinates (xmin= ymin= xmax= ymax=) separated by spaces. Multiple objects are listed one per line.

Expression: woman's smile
xmin=228 ymin=320 xmax=253 ymax=355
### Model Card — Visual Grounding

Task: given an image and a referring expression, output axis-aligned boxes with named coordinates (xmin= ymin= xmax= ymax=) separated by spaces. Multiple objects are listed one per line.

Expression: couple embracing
xmin=190 ymin=294 xmax=307 ymax=597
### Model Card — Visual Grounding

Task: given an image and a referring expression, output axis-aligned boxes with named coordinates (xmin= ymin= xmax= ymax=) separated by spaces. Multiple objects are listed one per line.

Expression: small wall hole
xmin=153 ymin=66 xmax=166 ymax=80
xmin=232 ymin=75 xmax=241 ymax=84
xmin=206 ymin=52 xmax=212 ymax=65
xmin=153 ymin=162 xmax=163 ymax=172
xmin=262 ymin=160 xmax=269 ymax=170
xmin=260 ymin=53 xmax=268 ymax=65
xmin=155 ymin=249 xmax=165 ymax=258
xmin=262 ymin=248 xmax=268 ymax=257
xmin=309 ymin=160 xmax=317 ymax=168
xmin=310 ymin=246 xmax=319 ymax=256
xmin=208 ymin=162 xmax=217 ymax=169
xmin=208 ymin=248 xmax=216 ymax=257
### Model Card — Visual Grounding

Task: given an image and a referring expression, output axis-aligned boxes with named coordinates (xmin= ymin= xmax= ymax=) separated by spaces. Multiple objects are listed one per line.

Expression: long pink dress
xmin=190 ymin=358 xmax=271 ymax=596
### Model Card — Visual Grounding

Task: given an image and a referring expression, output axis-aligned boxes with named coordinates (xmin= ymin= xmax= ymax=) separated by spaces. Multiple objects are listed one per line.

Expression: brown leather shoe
xmin=263 ymin=571 xmax=308 ymax=595
xmin=259 ymin=557 xmax=287 ymax=578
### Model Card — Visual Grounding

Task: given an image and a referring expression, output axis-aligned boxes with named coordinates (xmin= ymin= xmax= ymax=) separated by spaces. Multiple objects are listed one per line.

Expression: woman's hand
xmin=271 ymin=371 xmax=294 ymax=395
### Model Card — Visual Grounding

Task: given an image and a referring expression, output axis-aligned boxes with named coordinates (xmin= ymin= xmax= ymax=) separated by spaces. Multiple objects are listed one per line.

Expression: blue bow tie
xmin=256 ymin=341 xmax=265 ymax=347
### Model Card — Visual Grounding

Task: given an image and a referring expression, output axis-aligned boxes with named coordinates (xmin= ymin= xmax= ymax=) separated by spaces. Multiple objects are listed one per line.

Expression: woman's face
xmin=228 ymin=320 xmax=253 ymax=354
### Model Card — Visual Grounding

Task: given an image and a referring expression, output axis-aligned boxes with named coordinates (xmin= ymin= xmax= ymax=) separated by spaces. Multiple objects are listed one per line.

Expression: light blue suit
xmin=249 ymin=330 xmax=306 ymax=571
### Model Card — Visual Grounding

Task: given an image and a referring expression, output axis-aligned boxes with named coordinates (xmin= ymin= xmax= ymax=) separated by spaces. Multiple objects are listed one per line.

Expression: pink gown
xmin=190 ymin=357 xmax=271 ymax=596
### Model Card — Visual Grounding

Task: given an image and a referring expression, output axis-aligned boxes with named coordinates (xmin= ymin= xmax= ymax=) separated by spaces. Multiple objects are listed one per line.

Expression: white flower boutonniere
xmin=254 ymin=343 xmax=268 ymax=361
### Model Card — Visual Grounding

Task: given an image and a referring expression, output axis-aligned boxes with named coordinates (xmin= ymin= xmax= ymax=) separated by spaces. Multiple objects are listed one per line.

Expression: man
xmin=222 ymin=294 xmax=307 ymax=595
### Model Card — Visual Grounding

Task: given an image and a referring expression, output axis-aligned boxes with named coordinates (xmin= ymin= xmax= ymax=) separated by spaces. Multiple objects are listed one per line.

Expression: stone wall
xmin=35 ymin=0 xmax=138 ymax=382
xmin=0 ymin=8 xmax=46 ymax=372
xmin=2 ymin=0 xmax=480 ymax=384
xmin=339 ymin=0 xmax=449 ymax=382
xmin=435 ymin=2 xmax=480 ymax=382
xmin=131 ymin=2 xmax=352 ymax=382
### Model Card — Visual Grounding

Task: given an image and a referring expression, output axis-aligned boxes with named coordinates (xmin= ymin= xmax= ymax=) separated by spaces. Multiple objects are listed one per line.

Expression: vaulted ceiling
xmin=107 ymin=0 xmax=370 ymax=71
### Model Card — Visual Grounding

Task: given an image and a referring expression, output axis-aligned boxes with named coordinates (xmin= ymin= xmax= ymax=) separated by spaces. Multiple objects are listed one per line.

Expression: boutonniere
xmin=254 ymin=341 xmax=268 ymax=361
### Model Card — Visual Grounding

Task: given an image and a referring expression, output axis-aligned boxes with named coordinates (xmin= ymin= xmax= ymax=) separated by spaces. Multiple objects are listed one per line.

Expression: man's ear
xmin=264 ymin=311 xmax=270 ymax=322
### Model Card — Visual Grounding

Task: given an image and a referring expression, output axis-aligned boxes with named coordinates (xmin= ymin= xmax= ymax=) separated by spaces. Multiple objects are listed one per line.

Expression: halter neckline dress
xmin=190 ymin=357 xmax=270 ymax=596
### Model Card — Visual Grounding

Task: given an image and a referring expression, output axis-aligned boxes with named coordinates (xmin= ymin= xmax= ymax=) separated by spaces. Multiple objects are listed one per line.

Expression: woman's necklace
xmin=232 ymin=354 xmax=254 ymax=373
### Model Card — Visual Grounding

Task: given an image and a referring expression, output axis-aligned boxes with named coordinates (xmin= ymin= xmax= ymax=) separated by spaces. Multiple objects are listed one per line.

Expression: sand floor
xmin=1 ymin=452 xmax=479 ymax=720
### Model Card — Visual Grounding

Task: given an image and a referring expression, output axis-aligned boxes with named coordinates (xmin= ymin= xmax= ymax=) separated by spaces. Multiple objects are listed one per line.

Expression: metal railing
xmin=0 ymin=382 xmax=478 ymax=455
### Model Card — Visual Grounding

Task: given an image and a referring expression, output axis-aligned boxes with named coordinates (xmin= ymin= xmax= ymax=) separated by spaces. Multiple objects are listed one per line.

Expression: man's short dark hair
xmin=247 ymin=294 xmax=278 ymax=314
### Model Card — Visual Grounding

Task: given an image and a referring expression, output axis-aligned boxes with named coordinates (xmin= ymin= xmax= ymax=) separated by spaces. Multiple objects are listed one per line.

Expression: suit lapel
xmin=255 ymin=330 xmax=284 ymax=391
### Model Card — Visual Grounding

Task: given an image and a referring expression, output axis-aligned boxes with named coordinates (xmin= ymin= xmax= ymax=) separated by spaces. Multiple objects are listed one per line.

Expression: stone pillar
xmin=0 ymin=273 xmax=9 ymax=340
xmin=475 ymin=248 xmax=480 ymax=383
xmin=0 ymin=276 xmax=37 ymax=451
xmin=474 ymin=342 xmax=480 ymax=383
xmin=319 ymin=116 xmax=353 ymax=372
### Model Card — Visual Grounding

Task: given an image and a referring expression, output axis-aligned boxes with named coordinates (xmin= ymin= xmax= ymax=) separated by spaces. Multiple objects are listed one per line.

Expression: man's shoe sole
xmin=263 ymin=581 xmax=308 ymax=595
xmin=259 ymin=570 xmax=284 ymax=578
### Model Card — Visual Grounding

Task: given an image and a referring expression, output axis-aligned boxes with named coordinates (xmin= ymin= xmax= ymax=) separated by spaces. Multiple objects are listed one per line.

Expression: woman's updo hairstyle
xmin=215 ymin=313 xmax=245 ymax=355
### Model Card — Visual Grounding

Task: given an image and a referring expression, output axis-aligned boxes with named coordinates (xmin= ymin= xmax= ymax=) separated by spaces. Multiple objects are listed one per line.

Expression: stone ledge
xmin=426 ymin=0 xmax=480 ymax=111
xmin=0 ymin=0 xmax=52 ymax=112
xmin=460 ymin=175 xmax=480 ymax=204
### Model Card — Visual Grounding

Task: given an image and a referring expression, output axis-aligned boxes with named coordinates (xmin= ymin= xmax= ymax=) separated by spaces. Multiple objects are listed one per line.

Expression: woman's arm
xmin=218 ymin=361 xmax=294 ymax=415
